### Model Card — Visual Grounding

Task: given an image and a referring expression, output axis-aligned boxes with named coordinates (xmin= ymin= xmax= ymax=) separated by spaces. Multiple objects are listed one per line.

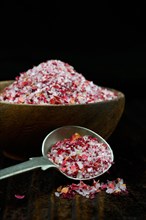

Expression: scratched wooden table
xmin=0 ymin=99 xmax=146 ymax=220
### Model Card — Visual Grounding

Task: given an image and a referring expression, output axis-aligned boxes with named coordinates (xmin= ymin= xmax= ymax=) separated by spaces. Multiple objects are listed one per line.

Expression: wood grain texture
xmin=0 ymin=81 xmax=125 ymax=160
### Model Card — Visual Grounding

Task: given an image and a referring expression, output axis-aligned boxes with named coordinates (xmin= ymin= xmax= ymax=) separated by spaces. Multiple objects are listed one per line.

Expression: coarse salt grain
xmin=0 ymin=60 xmax=117 ymax=104
xmin=47 ymin=133 xmax=113 ymax=180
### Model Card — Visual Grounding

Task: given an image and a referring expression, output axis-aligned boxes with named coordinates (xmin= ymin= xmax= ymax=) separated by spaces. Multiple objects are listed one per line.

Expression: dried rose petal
xmin=14 ymin=194 xmax=25 ymax=199
xmin=0 ymin=60 xmax=117 ymax=105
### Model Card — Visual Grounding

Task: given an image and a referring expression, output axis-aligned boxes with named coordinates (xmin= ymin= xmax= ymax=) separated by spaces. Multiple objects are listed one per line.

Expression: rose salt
xmin=55 ymin=178 xmax=128 ymax=199
xmin=0 ymin=60 xmax=117 ymax=104
xmin=47 ymin=133 xmax=113 ymax=180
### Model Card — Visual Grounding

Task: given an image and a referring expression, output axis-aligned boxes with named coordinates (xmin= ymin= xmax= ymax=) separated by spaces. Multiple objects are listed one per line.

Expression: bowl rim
xmin=0 ymin=80 xmax=125 ymax=107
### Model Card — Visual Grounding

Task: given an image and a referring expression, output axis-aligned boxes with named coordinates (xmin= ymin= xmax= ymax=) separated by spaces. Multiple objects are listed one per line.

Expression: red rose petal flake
xmin=47 ymin=133 xmax=113 ymax=180
xmin=0 ymin=60 xmax=118 ymax=105
xmin=55 ymin=178 xmax=128 ymax=199
xmin=14 ymin=194 xmax=25 ymax=199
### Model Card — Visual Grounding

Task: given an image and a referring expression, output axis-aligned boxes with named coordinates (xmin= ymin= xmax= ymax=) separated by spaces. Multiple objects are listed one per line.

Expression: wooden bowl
xmin=0 ymin=80 xmax=125 ymax=160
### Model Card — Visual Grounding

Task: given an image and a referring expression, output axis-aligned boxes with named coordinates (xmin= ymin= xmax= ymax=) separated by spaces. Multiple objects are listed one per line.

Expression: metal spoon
xmin=0 ymin=126 xmax=114 ymax=180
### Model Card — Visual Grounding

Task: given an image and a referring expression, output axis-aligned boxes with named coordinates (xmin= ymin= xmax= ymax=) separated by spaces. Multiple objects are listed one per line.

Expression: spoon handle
xmin=0 ymin=156 xmax=55 ymax=180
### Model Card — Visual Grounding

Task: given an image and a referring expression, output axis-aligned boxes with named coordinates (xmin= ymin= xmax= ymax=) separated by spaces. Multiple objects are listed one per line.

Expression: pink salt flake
xmin=0 ymin=60 xmax=118 ymax=105
xmin=60 ymin=167 xmax=67 ymax=172
xmin=108 ymin=182 xmax=115 ymax=189
xmin=18 ymin=96 xmax=25 ymax=103
xmin=81 ymin=154 xmax=88 ymax=160
xmin=70 ymin=165 xmax=77 ymax=172
xmin=100 ymin=183 xmax=107 ymax=190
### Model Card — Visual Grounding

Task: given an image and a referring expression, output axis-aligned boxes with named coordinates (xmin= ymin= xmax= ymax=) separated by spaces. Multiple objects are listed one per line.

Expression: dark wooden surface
xmin=0 ymin=98 xmax=146 ymax=220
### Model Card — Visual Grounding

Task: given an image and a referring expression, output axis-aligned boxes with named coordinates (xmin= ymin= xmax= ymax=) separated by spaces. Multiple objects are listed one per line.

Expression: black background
xmin=0 ymin=1 xmax=146 ymax=100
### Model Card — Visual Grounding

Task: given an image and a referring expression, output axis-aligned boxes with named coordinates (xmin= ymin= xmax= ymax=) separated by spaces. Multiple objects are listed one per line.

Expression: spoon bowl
xmin=0 ymin=126 xmax=114 ymax=180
